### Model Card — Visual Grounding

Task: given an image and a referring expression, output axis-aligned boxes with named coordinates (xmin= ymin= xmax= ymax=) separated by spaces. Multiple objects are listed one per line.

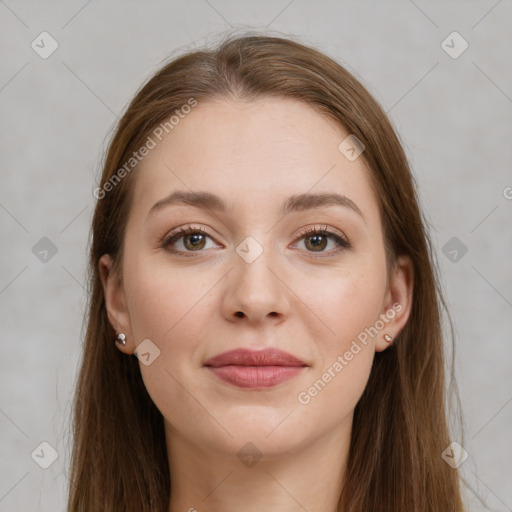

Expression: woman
xmin=68 ymin=33 xmax=467 ymax=511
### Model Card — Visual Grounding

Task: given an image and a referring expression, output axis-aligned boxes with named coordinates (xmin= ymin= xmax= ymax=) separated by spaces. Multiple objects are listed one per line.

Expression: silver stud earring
xmin=383 ymin=333 xmax=392 ymax=343
xmin=116 ymin=333 xmax=126 ymax=346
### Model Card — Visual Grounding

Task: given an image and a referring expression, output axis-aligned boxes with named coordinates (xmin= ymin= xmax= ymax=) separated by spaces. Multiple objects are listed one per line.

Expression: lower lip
xmin=206 ymin=365 xmax=305 ymax=388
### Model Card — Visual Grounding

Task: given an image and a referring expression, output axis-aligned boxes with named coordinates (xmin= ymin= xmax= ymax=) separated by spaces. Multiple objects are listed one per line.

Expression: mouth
xmin=203 ymin=348 xmax=308 ymax=389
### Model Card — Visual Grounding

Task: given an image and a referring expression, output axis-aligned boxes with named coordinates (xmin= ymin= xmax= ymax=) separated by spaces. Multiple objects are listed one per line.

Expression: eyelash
xmin=160 ymin=224 xmax=351 ymax=258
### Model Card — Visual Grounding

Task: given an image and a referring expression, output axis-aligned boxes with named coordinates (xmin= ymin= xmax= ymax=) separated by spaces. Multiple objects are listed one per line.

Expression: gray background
xmin=1 ymin=1 xmax=511 ymax=510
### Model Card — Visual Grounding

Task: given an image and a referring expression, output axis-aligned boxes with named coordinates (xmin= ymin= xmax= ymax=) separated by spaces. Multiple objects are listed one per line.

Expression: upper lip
xmin=203 ymin=348 xmax=308 ymax=367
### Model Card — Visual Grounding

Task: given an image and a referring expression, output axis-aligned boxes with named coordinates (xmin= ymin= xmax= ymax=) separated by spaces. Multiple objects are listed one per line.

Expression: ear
xmin=99 ymin=254 xmax=134 ymax=354
xmin=375 ymin=254 xmax=414 ymax=352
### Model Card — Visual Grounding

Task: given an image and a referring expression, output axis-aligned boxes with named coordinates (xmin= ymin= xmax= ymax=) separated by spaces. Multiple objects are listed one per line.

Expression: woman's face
xmin=101 ymin=97 xmax=412 ymax=459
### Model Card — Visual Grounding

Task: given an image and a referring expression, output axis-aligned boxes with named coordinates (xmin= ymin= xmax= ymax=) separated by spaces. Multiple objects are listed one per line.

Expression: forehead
xmin=129 ymin=97 xmax=380 ymax=225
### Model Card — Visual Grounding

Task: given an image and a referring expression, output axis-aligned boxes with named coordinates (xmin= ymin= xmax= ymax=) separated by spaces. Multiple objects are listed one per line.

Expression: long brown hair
xmin=67 ymin=32 xmax=469 ymax=511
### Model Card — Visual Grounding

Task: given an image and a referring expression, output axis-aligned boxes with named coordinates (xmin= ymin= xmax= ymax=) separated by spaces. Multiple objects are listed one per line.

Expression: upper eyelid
xmin=163 ymin=226 xmax=213 ymax=244
xmin=299 ymin=224 xmax=347 ymax=241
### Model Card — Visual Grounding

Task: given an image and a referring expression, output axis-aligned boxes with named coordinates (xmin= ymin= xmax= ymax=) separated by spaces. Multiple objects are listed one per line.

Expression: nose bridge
xmin=234 ymin=232 xmax=279 ymax=290
xmin=225 ymin=231 xmax=288 ymax=320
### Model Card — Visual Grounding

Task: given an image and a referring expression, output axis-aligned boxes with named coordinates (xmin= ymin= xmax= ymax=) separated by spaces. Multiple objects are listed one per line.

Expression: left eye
xmin=292 ymin=227 xmax=350 ymax=255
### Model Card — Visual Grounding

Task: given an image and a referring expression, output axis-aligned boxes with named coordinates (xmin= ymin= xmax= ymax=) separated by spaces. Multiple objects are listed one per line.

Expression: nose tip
xmin=224 ymin=248 xmax=290 ymax=324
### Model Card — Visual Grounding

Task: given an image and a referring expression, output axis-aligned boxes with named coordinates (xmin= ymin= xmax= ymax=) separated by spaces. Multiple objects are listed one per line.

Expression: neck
xmin=165 ymin=417 xmax=351 ymax=512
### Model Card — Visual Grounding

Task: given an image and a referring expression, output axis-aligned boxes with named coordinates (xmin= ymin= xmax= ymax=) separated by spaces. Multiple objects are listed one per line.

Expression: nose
xmin=221 ymin=236 xmax=290 ymax=325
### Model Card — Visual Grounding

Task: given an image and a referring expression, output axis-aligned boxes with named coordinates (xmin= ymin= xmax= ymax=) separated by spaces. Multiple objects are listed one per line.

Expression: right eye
xmin=161 ymin=225 xmax=220 ymax=256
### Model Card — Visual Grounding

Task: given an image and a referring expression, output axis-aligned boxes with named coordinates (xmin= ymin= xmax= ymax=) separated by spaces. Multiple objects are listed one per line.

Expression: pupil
xmin=186 ymin=234 xmax=205 ymax=250
xmin=308 ymin=234 xmax=326 ymax=251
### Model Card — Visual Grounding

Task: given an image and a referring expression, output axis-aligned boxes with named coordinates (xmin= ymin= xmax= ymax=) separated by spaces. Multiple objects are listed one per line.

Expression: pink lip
xmin=204 ymin=348 xmax=308 ymax=389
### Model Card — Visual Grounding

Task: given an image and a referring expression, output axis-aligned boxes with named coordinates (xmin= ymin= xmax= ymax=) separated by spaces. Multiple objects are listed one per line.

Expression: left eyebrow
xmin=281 ymin=192 xmax=366 ymax=223
xmin=147 ymin=190 xmax=366 ymax=224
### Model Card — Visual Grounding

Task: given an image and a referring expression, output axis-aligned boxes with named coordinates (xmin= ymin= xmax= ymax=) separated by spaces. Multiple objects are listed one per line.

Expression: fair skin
xmin=99 ymin=97 xmax=413 ymax=512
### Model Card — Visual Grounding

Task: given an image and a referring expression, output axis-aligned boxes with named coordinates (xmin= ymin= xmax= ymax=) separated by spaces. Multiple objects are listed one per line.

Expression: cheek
xmin=300 ymin=258 xmax=386 ymax=394
xmin=124 ymin=252 xmax=212 ymax=343
xmin=295 ymin=267 xmax=385 ymax=422
xmin=123 ymin=257 xmax=213 ymax=425
xmin=310 ymin=261 xmax=387 ymax=348
xmin=295 ymin=343 xmax=374 ymax=435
